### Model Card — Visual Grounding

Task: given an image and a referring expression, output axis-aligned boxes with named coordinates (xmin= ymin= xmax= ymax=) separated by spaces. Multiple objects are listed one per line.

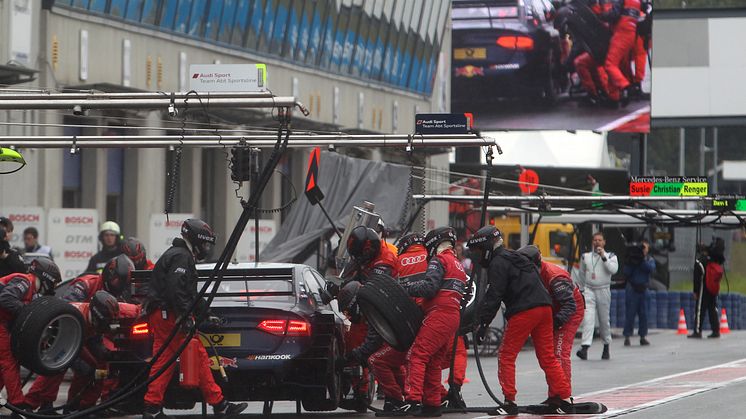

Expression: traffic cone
xmin=677 ymin=309 xmax=688 ymax=335
xmin=719 ymin=308 xmax=731 ymax=334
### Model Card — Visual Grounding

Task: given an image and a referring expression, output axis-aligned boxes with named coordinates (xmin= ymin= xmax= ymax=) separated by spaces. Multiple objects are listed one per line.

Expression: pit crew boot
xmin=547 ymin=397 xmax=576 ymax=414
xmin=446 ymin=384 xmax=467 ymax=410
xmin=384 ymin=397 xmax=405 ymax=412
xmin=576 ymin=345 xmax=589 ymax=360
xmin=415 ymin=404 xmax=442 ymax=417
xmin=389 ymin=400 xmax=422 ymax=416
xmin=601 ymin=344 xmax=610 ymax=360
xmin=142 ymin=405 xmax=173 ymax=419
xmin=213 ymin=399 xmax=249 ymax=418
xmin=501 ymin=400 xmax=519 ymax=415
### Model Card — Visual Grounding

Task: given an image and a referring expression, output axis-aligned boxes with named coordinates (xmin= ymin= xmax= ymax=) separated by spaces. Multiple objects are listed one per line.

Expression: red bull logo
xmin=454 ymin=65 xmax=484 ymax=78
xmin=210 ymin=356 xmax=238 ymax=370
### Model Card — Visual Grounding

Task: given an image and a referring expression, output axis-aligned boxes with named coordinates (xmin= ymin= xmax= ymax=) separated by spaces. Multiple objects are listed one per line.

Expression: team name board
xmin=711 ymin=194 xmax=746 ymax=211
xmin=629 ymin=176 xmax=708 ymax=196
xmin=415 ymin=113 xmax=471 ymax=134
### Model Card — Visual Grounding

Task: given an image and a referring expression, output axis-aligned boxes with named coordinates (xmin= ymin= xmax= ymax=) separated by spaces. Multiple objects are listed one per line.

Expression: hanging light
xmin=0 ymin=148 xmax=26 ymax=174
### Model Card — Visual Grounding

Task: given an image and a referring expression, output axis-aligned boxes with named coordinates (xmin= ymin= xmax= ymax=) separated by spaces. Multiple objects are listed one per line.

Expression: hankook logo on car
xmin=246 ymin=354 xmax=292 ymax=360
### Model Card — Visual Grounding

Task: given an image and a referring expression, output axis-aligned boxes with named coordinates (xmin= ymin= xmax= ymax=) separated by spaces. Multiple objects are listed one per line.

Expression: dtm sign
xmin=47 ymin=208 xmax=99 ymax=279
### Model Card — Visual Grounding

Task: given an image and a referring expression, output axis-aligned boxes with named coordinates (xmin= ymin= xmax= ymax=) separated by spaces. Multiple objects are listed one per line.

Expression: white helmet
xmin=100 ymin=221 xmax=121 ymax=235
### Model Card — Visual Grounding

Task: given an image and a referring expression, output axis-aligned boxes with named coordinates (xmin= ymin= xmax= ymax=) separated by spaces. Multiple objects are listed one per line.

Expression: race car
xmin=451 ymin=0 xmax=565 ymax=104
xmin=109 ymin=262 xmax=348 ymax=414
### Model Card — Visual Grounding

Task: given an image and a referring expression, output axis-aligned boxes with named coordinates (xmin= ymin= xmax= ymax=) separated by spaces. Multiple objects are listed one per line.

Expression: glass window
xmin=187 ymin=0 xmax=208 ymax=37
xmin=302 ymin=269 xmax=324 ymax=305
xmin=89 ymin=0 xmax=107 ymax=13
xmin=318 ymin=1 xmax=339 ymax=68
xmin=329 ymin=0 xmax=352 ymax=72
xmin=270 ymin=0 xmax=291 ymax=54
xmin=342 ymin=0 xmax=363 ymax=74
xmin=351 ymin=0 xmax=375 ymax=77
xmin=293 ymin=0 xmax=312 ymax=61
xmin=396 ymin=0 xmax=424 ymax=87
xmin=368 ymin=0 xmax=392 ymax=79
xmin=125 ymin=0 xmax=144 ymax=21
xmin=62 ymin=122 xmax=82 ymax=208
xmin=204 ymin=0 xmax=223 ymax=40
xmin=72 ymin=0 xmax=90 ymax=8
xmin=230 ymin=0 xmax=251 ymax=46
xmin=379 ymin=1 xmax=404 ymax=81
xmin=246 ymin=0 xmax=266 ymax=49
xmin=305 ymin=0 xmax=327 ymax=66
xmin=283 ymin=0 xmax=303 ymax=58
xmin=173 ymin=0 xmax=192 ymax=33
xmin=160 ymin=0 xmax=178 ymax=29
xmin=141 ymin=0 xmax=159 ymax=25
xmin=218 ymin=0 xmax=238 ymax=44
xmin=110 ymin=0 xmax=127 ymax=17
xmin=257 ymin=0 xmax=277 ymax=52
xmin=385 ymin=0 xmax=414 ymax=84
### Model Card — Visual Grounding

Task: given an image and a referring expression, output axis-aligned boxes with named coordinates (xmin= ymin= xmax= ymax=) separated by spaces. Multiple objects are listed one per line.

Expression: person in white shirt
xmin=575 ymin=232 xmax=618 ymax=360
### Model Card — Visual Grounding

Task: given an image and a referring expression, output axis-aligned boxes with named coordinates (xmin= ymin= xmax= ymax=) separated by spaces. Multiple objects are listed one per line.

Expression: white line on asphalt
xmin=596 ymin=105 xmax=651 ymax=132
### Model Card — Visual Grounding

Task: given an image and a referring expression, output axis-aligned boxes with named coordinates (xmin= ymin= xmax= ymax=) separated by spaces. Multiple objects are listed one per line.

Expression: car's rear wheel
xmin=302 ymin=336 xmax=341 ymax=411
xmin=11 ymin=296 xmax=85 ymax=376
xmin=357 ymin=274 xmax=423 ymax=352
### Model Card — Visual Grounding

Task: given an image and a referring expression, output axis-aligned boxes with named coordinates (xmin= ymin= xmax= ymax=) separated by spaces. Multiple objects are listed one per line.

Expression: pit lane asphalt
xmin=452 ymin=94 xmax=650 ymax=131
xmin=6 ymin=328 xmax=744 ymax=418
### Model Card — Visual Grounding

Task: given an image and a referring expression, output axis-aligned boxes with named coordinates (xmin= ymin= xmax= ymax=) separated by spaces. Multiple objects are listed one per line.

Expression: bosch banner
xmin=0 ymin=207 xmax=45 ymax=250
xmin=236 ymin=220 xmax=277 ymax=263
xmin=149 ymin=213 xmax=194 ymax=261
xmin=47 ymin=209 xmax=99 ymax=279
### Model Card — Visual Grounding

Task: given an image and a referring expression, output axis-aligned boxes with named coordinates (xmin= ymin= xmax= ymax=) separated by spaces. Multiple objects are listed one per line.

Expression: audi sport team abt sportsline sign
xmin=189 ymin=64 xmax=267 ymax=92
xmin=629 ymin=176 xmax=708 ymax=196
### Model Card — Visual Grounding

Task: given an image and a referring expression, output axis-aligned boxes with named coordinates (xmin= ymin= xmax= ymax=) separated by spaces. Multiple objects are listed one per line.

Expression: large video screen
xmin=450 ymin=0 xmax=652 ymax=132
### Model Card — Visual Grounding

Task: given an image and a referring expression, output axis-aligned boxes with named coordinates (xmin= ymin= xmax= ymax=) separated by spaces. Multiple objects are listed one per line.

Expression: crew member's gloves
xmin=180 ymin=316 xmax=195 ymax=334
xmin=475 ymin=323 xmax=490 ymax=345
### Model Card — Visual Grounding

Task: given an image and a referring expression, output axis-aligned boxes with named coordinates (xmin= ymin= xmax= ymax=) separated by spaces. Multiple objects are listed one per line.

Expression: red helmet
xmin=102 ymin=254 xmax=134 ymax=298
xmin=346 ymin=226 xmax=380 ymax=265
xmin=121 ymin=237 xmax=147 ymax=270
xmin=90 ymin=291 xmax=120 ymax=333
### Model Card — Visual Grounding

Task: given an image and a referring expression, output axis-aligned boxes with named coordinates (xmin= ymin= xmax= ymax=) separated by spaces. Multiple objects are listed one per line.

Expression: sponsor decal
xmin=400 ymin=255 xmax=427 ymax=266
xmin=9 ymin=214 xmax=40 ymax=222
xmin=64 ymin=251 xmax=94 ymax=259
xmin=246 ymin=354 xmax=292 ymax=361
xmin=64 ymin=216 xmax=94 ymax=224
xmin=209 ymin=356 xmax=238 ymax=369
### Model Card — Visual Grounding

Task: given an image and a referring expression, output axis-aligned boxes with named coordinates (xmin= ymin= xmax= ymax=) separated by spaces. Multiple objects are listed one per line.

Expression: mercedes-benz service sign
xmin=0 ymin=206 xmax=45 ymax=249
xmin=47 ymin=209 xmax=98 ymax=279
xmin=149 ymin=214 xmax=194 ymax=261
xmin=189 ymin=64 xmax=267 ymax=92
xmin=236 ymin=220 xmax=277 ymax=263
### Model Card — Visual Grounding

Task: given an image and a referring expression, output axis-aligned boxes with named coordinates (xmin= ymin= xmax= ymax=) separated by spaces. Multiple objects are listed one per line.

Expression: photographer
xmin=622 ymin=240 xmax=655 ymax=346
xmin=688 ymin=238 xmax=725 ymax=339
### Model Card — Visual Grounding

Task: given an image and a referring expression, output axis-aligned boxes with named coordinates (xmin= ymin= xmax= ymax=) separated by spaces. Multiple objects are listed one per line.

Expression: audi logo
xmin=400 ymin=255 xmax=426 ymax=266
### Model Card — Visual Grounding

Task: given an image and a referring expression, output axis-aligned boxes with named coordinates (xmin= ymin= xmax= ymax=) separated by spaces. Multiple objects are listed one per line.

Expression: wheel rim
xmin=360 ymin=302 xmax=399 ymax=348
xmin=37 ymin=313 xmax=83 ymax=371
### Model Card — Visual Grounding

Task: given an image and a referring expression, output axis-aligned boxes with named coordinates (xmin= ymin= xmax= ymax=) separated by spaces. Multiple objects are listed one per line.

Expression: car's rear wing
xmin=130 ymin=267 xmax=296 ymax=301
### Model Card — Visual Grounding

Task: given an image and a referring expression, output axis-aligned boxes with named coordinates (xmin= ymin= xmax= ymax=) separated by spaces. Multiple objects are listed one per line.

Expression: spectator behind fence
xmin=23 ymin=227 xmax=53 ymax=260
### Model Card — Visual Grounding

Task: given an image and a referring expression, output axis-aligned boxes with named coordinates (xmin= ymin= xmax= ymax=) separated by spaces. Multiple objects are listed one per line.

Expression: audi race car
xmin=451 ymin=0 xmax=565 ymax=104
xmin=109 ymin=263 xmax=349 ymax=414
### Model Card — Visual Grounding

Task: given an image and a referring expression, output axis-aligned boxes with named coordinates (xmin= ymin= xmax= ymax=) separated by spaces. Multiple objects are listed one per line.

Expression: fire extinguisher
xmin=179 ymin=337 xmax=202 ymax=389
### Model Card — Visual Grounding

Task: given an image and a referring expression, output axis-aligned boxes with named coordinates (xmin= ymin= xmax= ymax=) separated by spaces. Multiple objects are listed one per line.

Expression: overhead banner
xmin=47 ymin=209 xmax=99 ymax=280
xmin=415 ymin=113 xmax=471 ymax=134
xmin=711 ymin=195 xmax=746 ymax=211
xmin=0 ymin=207 xmax=45 ymax=250
xmin=236 ymin=220 xmax=277 ymax=263
xmin=629 ymin=176 xmax=709 ymax=196
xmin=149 ymin=214 xmax=194 ymax=261
xmin=189 ymin=63 xmax=267 ymax=92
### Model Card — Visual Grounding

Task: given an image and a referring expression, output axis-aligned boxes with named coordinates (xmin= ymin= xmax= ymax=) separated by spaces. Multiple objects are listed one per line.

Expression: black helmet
xmin=517 ymin=245 xmax=542 ymax=269
xmin=337 ymin=280 xmax=362 ymax=323
xmin=121 ymin=237 xmax=148 ymax=270
xmin=29 ymin=258 xmax=61 ymax=296
xmin=102 ymin=254 xmax=134 ymax=297
xmin=181 ymin=219 xmax=216 ymax=262
xmin=423 ymin=227 xmax=457 ymax=259
xmin=466 ymin=226 xmax=503 ymax=268
xmin=397 ymin=233 xmax=424 ymax=255
xmin=90 ymin=291 xmax=120 ymax=333
xmin=346 ymin=226 xmax=380 ymax=265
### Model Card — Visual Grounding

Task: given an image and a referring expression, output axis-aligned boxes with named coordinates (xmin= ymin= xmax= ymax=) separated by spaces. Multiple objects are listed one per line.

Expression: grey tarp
xmin=260 ymin=151 xmax=411 ymax=263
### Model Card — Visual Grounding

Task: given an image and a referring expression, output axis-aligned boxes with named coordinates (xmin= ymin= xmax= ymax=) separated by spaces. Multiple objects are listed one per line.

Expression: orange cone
xmin=719 ymin=308 xmax=730 ymax=334
xmin=677 ymin=309 xmax=688 ymax=335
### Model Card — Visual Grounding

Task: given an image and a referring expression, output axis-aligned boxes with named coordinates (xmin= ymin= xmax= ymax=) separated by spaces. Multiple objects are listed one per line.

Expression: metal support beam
xmin=0 ymin=134 xmax=495 ymax=149
xmin=414 ymin=194 xmax=719 ymax=203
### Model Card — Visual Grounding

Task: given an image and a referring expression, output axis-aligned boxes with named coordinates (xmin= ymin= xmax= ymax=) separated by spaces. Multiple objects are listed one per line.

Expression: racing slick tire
xmin=302 ymin=336 xmax=342 ymax=411
xmin=357 ymin=274 xmax=423 ymax=352
xmin=11 ymin=296 xmax=85 ymax=376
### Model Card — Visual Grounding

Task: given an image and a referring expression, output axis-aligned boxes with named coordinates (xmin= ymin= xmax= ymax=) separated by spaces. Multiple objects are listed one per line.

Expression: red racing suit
xmin=143 ymin=238 xmax=224 ymax=408
xmin=368 ymin=244 xmax=427 ymax=401
xmin=403 ymin=248 xmax=466 ymax=407
xmin=574 ymin=1 xmax=618 ymax=100
xmin=64 ymin=274 xmax=105 ymax=303
xmin=539 ymin=262 xmax=585 ymax=391
xmin=440 ymin=336 xmax=468 ymax=399
xmin=346 ymin=241 xmax=399 ymax=395
xmin=479 ymin=248 xmax=571 ymax=402
xmin=25 ymin=303 xmax=141 ymax=410
xmin=603 ymin=0 xmax=641 ymax=91
xmin=0 ymin=273 xmax=38 ymax=405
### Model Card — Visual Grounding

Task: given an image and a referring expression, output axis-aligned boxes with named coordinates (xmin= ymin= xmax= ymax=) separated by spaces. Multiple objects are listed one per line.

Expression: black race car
xmin=109 ymin=262 xmax=349 ymax=414
xmin=451 ymin=0 xmax=565 ymax=104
